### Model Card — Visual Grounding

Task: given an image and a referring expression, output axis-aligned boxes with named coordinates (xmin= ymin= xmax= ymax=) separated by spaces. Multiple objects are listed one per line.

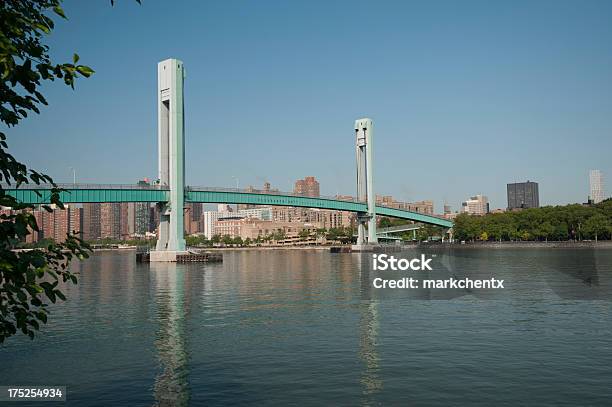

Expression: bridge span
xmin=5 ymin=184 xmax=454 ymax=229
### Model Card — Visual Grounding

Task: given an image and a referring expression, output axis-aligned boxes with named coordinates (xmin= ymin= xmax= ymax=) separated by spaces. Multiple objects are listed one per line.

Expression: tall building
xmin=37 ymin=204 xmax=79 ymax=243
xmin=120 ymin=202 xmax=129 ymax=239
xmin=83 ymin=203 xmax=101 ymax=241
xmin=462 ymin=195 xmax=489 ymax=216
xmin=134 ymin=203 xmax=150 ymax=236
xmin=203 ymin=211 xmax=221 ymax=239
xmin=41 ymin=207 xmax=55 ymax=240
xmin=443 ymin=204 xmax=452 ymax=215
xmin=149 ymin=205 xmax=160 ymax=234
xmin=69 ymin=206 xmax=82 ymax=238
xmin=507 ymin=181 xmax=539 ymax=209
xmin=589 ymin=170 xmax=604 ymax=204
xmin=294 ymin=176 xmax=320 ymax=197
xmin=184 ymin=202 xmax=203 ymax=235
xmin=53 ymin=207 xmax=69 ymax=243
xmin=100 ymin=202 xmax=121 ymax=240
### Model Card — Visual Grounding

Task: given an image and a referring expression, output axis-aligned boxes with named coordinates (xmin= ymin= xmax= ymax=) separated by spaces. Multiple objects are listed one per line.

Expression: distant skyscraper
xmin=462 ymin=195 xmax=489 ymax=216
xmin=507 ymin=181 xmax=539 ymax=209
xmin=100 ymin=202 xmax=121 ymax=239
xmin=294 ymin=176 xmax=320 ymax=197
xmin=183 ymin=203 xmax=203 ymax=235
xmin=149 ymin=205 xmax=160 ymax=233
xmin=69 ymin=206 xmax=82 ymax=238
xmin=134 ymin=203 xmax=150 ymax=235
xmin=120 ymin=202 xmax=129 ymax=239
xmin=589 ymin=170 xmax=604 ymax=204
xmin=203 ymin=211 xmax=223 ymax=239
xmin=82 ymin=203 xmax=101 ymax=241
xmin=443 ymin=204 xmax=452 ymax=215
xmin=190 ymin=202 xmax=203 ymax=222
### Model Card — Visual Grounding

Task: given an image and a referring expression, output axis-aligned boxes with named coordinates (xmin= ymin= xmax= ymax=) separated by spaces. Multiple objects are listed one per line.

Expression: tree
xmin=584 ymin=214 xmax=609 ymax=242
xmin=535 ymin=222 xmax=554 ymax=242
xmin=0 ymin=1 xmax=100 ymax=343
xmin=378 ymin=217 xmax=392 ymax=228
xmin=1 ymin=0 xmax=139 ymax=343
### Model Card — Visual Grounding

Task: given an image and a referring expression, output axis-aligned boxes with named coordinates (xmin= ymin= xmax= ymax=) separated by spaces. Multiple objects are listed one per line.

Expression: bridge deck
xmin=3 ymin=184 xmax=453 ymax=228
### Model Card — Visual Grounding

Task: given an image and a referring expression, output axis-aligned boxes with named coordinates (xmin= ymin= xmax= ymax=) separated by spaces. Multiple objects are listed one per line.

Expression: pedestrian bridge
xmin=5 ymin=184 xmax=453 ymax=228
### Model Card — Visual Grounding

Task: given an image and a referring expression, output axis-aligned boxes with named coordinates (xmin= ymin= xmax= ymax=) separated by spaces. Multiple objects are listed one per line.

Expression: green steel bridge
xmin=4 ymin=184 xmax=454 ymax=228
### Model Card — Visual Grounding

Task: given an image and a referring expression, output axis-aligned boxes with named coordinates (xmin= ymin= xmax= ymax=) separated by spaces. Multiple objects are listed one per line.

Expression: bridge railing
xmin=1 ymin=183 xmax=169 ymax=190
xmin=186 ymin=186 xmax=366 ymax=203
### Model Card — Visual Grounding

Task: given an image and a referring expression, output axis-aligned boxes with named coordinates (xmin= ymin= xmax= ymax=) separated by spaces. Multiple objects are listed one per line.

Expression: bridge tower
xmin=152 ymin=58 xmax=187 ymax=261
xmin=354 ymin=118 xmax=378 ymax=247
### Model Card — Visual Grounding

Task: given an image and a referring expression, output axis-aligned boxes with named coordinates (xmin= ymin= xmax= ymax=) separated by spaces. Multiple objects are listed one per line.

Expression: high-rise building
xmin=190 ymin=202 xmax=203 ymax=222
xmin=294 ymin=176 xmax=320 ymax=197
xmin=443 ymin=204 xmax=452 ymax=215
xmin=149 ymin=205 xmax=159 ymax=233
xmin=184 ymin=202 xmax=203 ymax=235
xmin=589 ymin=170 xmax=604 ymax=204
xmin=507 ymin=181 xmax=539 ymax=209
xmin=37 ymin=204 xmax=79 ymax=243
xmin=41 ymin=207 xmax=55 ymax=240
xmin=69 ymin=206 xmax=82 ymax=238
xmin=53 ymin=207 xmax=69 ymax=243
xmin=203 ymin=211 xmax=223 ymax=239
xmin=83 ymin=203 xmax=101 ymax=241
xmin=134 ymin=203 xmax=150 ymax=236
xmin=462 ymin=195 xmax=489 ymax=216
xmin=120 ymin=203 xmax=129 ymax=239
xmin=100 ymin=202 xmax=121 ymax=240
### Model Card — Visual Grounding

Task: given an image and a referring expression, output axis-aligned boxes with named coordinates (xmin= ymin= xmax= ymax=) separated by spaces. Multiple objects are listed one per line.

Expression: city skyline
xmin=4 ymin=1 xmax=612 ymax=211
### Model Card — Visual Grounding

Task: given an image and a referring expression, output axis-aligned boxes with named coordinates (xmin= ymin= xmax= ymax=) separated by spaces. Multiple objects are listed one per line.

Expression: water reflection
xmin=150 ymin=263 xmax=190 ymax=406
xmin=355 ymin=253 xmax=383 ymax=403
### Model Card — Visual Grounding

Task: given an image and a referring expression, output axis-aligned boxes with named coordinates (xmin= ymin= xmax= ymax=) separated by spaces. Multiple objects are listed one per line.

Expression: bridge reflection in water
xmin=150 ymin=263 xmax=190 ymax=407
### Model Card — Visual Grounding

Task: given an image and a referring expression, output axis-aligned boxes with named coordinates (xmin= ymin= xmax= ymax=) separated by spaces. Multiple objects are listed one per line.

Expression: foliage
xmin=0 ymin=0 xmax=128 ymax=342
xmin=452 ymin=200 xmax=612 ymax=242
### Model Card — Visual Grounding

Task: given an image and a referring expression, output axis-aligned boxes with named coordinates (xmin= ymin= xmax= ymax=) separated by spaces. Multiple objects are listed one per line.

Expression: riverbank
xmin=89 ymin=240 xmax=612 ymax=253
xmin=429 ymin=241 xmax=612 ymax=249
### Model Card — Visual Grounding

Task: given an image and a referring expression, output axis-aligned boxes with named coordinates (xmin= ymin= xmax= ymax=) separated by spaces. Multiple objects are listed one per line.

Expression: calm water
xmin=1 ymin=248 xmax=611 ymax=406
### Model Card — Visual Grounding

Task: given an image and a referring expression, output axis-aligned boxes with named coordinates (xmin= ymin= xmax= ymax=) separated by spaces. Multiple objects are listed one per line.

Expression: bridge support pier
xmin=152 ymin=58 xmax=187 ymax=261
xmin=352 ymin=118 xmax=379 ymax=252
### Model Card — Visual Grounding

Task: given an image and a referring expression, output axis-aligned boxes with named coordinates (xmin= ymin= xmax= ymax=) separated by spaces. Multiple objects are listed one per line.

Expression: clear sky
xmin=5 ymin=0 xmax=612 ymax=212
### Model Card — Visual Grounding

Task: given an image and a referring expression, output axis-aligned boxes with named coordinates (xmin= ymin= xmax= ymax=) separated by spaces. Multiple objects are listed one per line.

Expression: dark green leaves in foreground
xmin=0 ymin=0 xmax=99 ymax=343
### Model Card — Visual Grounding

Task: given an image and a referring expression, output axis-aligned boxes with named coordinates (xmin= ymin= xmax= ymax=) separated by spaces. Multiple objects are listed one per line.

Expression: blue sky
xmin=5 ymin=0 xmax=612 ymax=211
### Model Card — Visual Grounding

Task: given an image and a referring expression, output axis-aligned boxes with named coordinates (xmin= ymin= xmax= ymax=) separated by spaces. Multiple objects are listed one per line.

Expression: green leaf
xmin=76 ymin=65 xmax=95 ymax=77
xmin=73 ymin=53 xmax=80 ymax=64
xmin=53 ymin=6 xmax=67 ymax=19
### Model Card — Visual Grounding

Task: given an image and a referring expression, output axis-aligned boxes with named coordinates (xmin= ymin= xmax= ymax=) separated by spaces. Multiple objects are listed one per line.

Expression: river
xmin=1 ymin=248 xmax=611 ymax=406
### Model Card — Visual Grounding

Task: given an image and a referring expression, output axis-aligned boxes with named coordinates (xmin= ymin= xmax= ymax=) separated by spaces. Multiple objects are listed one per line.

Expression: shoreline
xmin=90 ymin=241 xmax=612 ymax=252
xmin=426 ymin=241 xmax=612 ymax=249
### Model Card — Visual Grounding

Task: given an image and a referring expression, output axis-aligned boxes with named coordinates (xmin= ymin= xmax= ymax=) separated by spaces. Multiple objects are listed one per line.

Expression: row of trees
xmin=185 ymin=226 xmax=356 ymax=247
xmin=453 ymin=199 xmax=612 ymax=242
